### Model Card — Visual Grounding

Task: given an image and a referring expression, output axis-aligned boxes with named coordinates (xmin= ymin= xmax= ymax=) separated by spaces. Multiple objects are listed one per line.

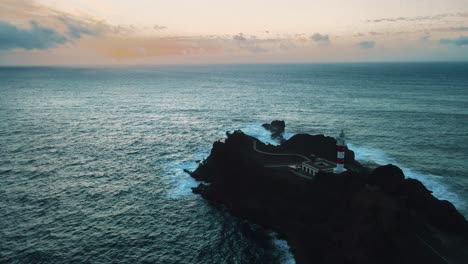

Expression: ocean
xmin=0 ymin=63 xmax=467 ymax=263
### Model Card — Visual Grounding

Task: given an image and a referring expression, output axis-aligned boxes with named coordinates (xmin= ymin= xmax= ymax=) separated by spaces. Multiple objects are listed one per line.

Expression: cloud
xmin=439 ymin=36 xmax=468 ymax=47
xmin=367 ymin=12 xmax=468 ymax=23
xmin=449 ymin=27 xmax=468 ymax=32
xmin=0 ymin=0 xmax=136 ymax=40
xmin=232 ymin=33 xmax=268 ymax=53
xmin=359 ymin=41 xmax=375 ymax=49
xmin=310 ymin=33 xmax=329 ymax=42
xmin=56 ymin=15 xmax=109 ymax=39
xmin=0 ymin=20 xmax=67 ymax=50
xmin=0 ymin=13 xmax=132 ymax=52
xmin=233 ymin=32 xmax=247 ymax=41
xmin=91 ymin=36 xmax=223 ymax=59
xmin=153 ymin=25 xmax=167 ymax=30
xmin=55 ymin=13 xmax=137 ymax=39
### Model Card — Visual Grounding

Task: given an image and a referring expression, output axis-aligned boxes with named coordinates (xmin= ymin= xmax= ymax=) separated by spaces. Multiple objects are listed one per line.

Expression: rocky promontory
xmin=189 ymin=129 xmax=468 ymax=264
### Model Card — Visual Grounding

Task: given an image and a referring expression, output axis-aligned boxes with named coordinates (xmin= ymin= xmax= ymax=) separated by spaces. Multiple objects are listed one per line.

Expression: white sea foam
xmin=348 ymin=143 xmax=393 ymax=165
xmin=168 ymin=122 xmax=280 ymax=199
xmin=348 ymin=143 xmax=466 ymax=213
xmin=243 ymin=123 xmax=293 ymax=146
xmin=270 ymin=233 xmax=296 ymax=264
xmin=170 ymin=123 xmax=293 ymax=198
xmin=167 ymin=150 xmax=211 ymax=199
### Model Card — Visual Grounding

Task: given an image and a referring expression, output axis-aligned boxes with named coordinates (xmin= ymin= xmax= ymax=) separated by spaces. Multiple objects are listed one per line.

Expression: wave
xmin=269 ymin=233 xmax=296 ymax=264
xmin=242 ymin=124 xmax=293 ymax=146
xmin=169 ymin=123 xmax=293 ymax=198
xmin=348 ymin=143 xmax=466 ymax=215
xmin=166 ymin=150 xmax=211 ymax=199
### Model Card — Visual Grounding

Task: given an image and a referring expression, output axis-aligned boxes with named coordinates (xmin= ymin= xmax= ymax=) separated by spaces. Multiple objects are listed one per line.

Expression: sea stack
xmin=262 ymin=120 xmax=286 ymax=142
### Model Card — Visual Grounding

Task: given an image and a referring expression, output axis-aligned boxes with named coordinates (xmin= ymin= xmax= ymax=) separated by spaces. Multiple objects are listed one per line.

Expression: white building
xmin=300 ymin=157 xmax=335 ymax=176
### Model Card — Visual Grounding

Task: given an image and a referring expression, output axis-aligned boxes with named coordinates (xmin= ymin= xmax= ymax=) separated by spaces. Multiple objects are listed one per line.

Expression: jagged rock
xmin=190 ymin=130 xmax=468 ymax=264
xmin=369 ymin=164 xmax=404 ymax=194
xmin=262 ymin=120 xmax=286 ymax=141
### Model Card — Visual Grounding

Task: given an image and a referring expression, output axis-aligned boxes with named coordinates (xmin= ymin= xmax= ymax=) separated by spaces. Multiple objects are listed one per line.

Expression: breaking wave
xmin=166 ymin=150 xmax=211 ymax=199
xmin=243 ymin=123 xmax=293 ymax=146
xmin=270 ymin=233 xmax=296 ymax=264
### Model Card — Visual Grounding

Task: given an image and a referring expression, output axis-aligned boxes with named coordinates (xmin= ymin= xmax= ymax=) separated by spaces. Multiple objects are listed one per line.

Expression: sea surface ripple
xmin=0 ymin=63 xmax=467 ymax=263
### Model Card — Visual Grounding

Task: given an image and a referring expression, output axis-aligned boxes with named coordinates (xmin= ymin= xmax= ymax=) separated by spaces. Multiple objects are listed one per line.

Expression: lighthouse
xmin=335 ymin=130 xmax=346 ymax=173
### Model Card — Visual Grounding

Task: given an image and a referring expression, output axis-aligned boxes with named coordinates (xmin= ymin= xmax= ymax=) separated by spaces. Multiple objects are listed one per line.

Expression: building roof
xmin=302 ymin=158 xmax=335 ymax=170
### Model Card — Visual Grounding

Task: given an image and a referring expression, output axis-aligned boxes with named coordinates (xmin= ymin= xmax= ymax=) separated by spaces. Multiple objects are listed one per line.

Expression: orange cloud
xmin=86 ymin=36 xmax=223 ymax=60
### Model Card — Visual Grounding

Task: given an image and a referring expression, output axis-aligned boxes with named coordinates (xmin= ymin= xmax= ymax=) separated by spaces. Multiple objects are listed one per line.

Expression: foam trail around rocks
xmin=270 ymin=233 xmax=296 ymax=264
xmin=167 ymin=123 xmax=283 ymax=199
xmin=243 ymin=123 xmax=293 ymax=146
xmin=167 ymin=150 xmax=211 ymax=199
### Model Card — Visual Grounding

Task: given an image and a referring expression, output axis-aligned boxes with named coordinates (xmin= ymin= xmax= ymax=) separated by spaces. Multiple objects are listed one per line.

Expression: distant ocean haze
xmin=0 ymin=62 xmax=467 ymax=263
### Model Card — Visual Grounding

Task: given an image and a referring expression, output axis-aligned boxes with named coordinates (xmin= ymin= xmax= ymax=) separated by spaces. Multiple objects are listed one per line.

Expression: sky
xmin=0 ymin=0 xmax=467 ymax=65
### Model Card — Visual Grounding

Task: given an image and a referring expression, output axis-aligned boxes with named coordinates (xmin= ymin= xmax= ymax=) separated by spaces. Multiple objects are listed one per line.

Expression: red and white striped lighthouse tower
xmin=335 ymin=130 xmax=346 ymax=173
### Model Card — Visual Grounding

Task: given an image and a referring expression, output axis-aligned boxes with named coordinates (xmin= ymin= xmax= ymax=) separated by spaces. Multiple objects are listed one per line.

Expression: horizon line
xmin=1 ymin=60 xmax=468 ymax=68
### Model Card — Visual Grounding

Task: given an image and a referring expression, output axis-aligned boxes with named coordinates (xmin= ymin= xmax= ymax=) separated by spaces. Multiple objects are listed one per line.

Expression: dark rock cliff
xmin=190 ymin=130 xmax=468 ymax=264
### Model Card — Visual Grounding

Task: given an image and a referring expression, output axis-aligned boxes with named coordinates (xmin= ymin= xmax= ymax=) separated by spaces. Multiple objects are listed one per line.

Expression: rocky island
xmin=188 ymin=123 xmax=468 ymax=264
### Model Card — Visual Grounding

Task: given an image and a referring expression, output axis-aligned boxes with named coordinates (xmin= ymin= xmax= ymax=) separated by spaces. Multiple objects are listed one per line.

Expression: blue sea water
xmin=0 ymin=63 xmax=467 ymax=263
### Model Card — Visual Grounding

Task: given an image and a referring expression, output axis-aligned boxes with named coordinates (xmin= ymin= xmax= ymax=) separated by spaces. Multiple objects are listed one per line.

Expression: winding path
xmin=252 ymin=140 xmax=310 ymax=162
